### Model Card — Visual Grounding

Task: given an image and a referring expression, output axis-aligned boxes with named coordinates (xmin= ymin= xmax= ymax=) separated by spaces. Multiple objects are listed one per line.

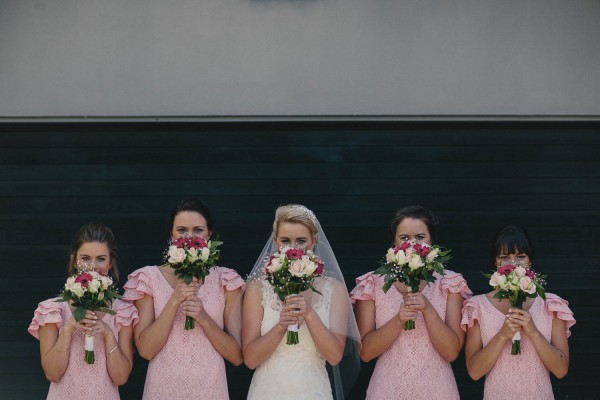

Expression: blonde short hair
xmin=273 ymin=204 xmax=318 ymax=237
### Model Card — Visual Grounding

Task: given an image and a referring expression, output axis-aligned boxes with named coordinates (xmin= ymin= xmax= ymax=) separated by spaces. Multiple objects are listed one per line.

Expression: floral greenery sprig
xmin=484 ymin=264 xmax=546 ymax=355
xmin=55 ymin=268 xmax=121 ymax=364
xmin=165 ymin=236 xmax=222 ymax=329
xmin=264 ymin=246 xmax=324 ymax=344
xmin=374 ymin=241 xmax=451 ymax=330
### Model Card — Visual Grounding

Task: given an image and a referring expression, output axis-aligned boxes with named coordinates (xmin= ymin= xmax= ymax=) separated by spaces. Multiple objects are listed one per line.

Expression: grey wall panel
xmin=1 ymin=0 xmax=600 ymax=117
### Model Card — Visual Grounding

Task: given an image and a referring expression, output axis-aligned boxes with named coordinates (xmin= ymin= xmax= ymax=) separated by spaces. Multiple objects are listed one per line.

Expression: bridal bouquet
xmin=374 ymin=241 xmax=451 ymax=330
xmin=55 ymin=265 xmax=121 ymax=364
xmin=485 ymin=264 xmax=546 ymax=355
xmin=264 ymin=246 xmax=324 ymax=344
xmin=166 ymin=236 xmax=222 ymax=330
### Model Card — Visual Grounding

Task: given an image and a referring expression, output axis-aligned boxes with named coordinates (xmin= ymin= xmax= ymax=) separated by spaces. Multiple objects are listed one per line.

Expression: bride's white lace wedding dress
xmin=247 ymin=278 xmax=334 ymax=400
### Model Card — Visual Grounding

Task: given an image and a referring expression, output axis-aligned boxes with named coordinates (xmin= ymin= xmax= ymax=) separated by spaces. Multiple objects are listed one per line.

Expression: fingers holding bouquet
xmin=397 ymin=304 xmax=418 ymax=326
xmin=171 ymin=278 xmax=201 ymax=304
xmin=182 ymin=295 xmax=208 ymax=325
xmin=507 ymin=308 xmax=538 ymax=336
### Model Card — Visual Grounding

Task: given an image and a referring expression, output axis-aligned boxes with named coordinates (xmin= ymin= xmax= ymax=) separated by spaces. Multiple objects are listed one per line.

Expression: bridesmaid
xmin=462 ymin=225 xmax=575 ymax=399
xmin=28 ymin=223 xmax=138 ymax=399
xmin=351 ymin=206 xmax=471 ymax=399
xmin=123 ymin=198 xmax=244 ymax=399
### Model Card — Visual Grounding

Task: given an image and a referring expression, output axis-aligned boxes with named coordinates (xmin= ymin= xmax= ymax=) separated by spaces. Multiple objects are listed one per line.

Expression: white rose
xmin=70 ymin=282 xmax=85 ymax=297
xmin=515 ymin=266 xmax=526 ymax=278
xmin=88 ymin=279 xmax=101 ymax=294
xmin=186 ymin=248 xmax=199 ymax=262
xmin=100 ymin=276 xmax=112 ymax=289
xmin=98 ymin=291 xmax=105 ymax=301
xmin=304 ymin=260 xmax=318 ymax=276
xmin=200 ymin=247 xmax=210 ymax=262
xmin=289 ymin=260 xmax=306 ymax=277
xmin=394 ymin=250 xmax=407 ymax=265
xmin=267 ymin=258 xmax=283 ymax=273
xmin=65 ymin=276 xmax=76 ymax=291
xmin=168 ymin=246 xmax=186 ymax=263
xmin=489 ymin=272 xmax=507 ymax=288
xmin=426 ymin=248 xmax=440 ymax=262
xmin=408 ymin=253 xmax=424 ymax=270
xmin=386 ymin=248 xmax=396 ymax=263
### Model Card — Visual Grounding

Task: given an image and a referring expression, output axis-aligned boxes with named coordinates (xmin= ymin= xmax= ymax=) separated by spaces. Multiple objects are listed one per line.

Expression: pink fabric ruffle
xmin=545 ymin=293 xmax=576 ymax=338
xmin=123 ymin=267 xmax=155 ymax=301
xmin=28 ymin=299 xmax=64 ymax=339
xmin=112 ymin=299 xmax=140 ymax=330
xmin=460 ymin=298 xmax=481 ymax=331
xmin=439 ymin=271 xmax=473 ymax=299
xmin=349 ymin=272 xmax=377 ymax=304
xmin=219 ymin=267 xmax=245 ymax=291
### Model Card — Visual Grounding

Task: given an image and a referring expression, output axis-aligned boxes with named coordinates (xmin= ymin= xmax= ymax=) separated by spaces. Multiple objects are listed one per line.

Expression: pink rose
xmin=399 ymin=242 xmax=411 ymax=251
xmin=289 ymin=260 xmax=305 ymax=277
xmin=515 ymin=266 xmax=527 ymax=278
xmin=520 ymin=276 xmax=536 ymax=294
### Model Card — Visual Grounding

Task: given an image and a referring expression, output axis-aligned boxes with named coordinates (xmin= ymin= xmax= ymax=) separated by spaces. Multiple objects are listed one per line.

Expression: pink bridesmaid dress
xmin=28 ymin=299 xmax=139 ymax=400
xmin=461 ymin=293 xmax=575 ymax=400
xmin=351 ymin=270 xmax=472 ymax=399
xmin=123 ymin=266 xmax=244 ymax=400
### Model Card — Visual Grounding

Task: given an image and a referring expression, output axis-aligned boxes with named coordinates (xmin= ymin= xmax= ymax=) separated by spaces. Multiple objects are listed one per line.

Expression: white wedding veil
xmin=243 ymin=204 xmax=361 ymax=399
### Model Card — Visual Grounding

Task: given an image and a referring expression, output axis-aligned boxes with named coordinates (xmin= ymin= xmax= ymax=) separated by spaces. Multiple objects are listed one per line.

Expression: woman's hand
xmin=507 ymin=307 xmax=538 ymax=337
xmin=64 ymin=309 xmax=99 ymax=334
xmin=277 ymin=298 xmax=301 ymax=331
xmin=182 ymin=295 xmax=208 ymax=325
xmin=169 ymin=279 xmax=201 ymax=305
xmin=498 ymin=309 xmax=523 ymax=341
xmin=402 ymin=291 xmax=432 ymax=313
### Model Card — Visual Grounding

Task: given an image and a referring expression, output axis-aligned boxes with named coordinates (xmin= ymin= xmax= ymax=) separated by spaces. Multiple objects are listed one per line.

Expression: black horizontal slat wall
xmin=0 ymin=121 xmax=598 ymax=399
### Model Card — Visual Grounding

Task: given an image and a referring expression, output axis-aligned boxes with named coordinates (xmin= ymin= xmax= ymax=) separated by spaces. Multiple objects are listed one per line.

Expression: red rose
xmin=399 ymin=242 xmax=411 ymax=251
xmin=285 ymin=248 xmax=304 ymax=259
xmin=314 ymin=262 xmax=324 ymax=275
xmin=75 ymin=272 xmax=93 ymax=288
xmin=526 ymin=269 xmax=534 ymax=279
xmin=497 ymin=265 xmax=516 ymax=275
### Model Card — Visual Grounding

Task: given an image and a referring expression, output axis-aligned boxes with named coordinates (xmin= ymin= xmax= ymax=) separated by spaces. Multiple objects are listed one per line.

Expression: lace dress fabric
xmin=28 ymin=299 xmax=138 ymax=400
xmin=247 ymin=278 xmax=335 ymax=400
xmin=123 ymin=266 xmax=245 ymax=400
xmin=350 ymin=270 xmax=472 ymax=400
xmin=461 ymin=293 xmax=575 ymax=400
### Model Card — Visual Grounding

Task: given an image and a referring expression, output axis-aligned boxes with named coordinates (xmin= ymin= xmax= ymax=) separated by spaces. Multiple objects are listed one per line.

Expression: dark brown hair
xmin=167 ymin=197 xmax=215 ymax=237
xmin=490 ymin=225 xmax=534 ymax=267
xmin=389 ymin=206 xmax=438 ymax=243
xmin=68 ymin=223 xmax=119 ymax=284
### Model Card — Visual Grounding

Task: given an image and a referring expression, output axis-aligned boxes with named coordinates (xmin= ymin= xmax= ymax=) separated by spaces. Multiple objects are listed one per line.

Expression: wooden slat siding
xmin=0 ymin=121 xmax=597 ymax=400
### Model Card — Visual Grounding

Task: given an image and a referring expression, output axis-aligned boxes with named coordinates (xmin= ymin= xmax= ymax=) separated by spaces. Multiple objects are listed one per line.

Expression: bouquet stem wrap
xmin=510 ymin=299 xmax=524 ymax=355
xmin=404 ymin=287 xmax=416 ymax=331
xmin=84 ymin=334 xmax=95 ymax=364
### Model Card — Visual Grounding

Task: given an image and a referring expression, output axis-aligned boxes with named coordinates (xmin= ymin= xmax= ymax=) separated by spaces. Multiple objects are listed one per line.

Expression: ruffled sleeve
xmin=219 ymin=267 xmax=245 ymax=291
xmin=545 ymin=293 xmax=576 ymax=338
xmin=349 ymin=272 xmax=378 ymax=304
xmin=112 ymin=299 xmax=140 ymax=330
xmin=439 ymin=270 xmax=473 ymax=299
xmin=122 ymin=266 xmax=155 ymax=301
xmin=28 ymin=299 xmax=66 ymax=340
xmin=460 ymin=297 xmax=482 ymax=332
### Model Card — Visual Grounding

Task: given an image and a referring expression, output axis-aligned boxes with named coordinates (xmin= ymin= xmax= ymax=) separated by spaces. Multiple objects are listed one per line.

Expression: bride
xmin=242 ymin=204 xmax=360 ymax=399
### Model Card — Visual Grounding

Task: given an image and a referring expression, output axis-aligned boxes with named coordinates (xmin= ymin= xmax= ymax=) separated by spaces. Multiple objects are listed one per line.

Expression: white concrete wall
xmin=1 ymin=0 xmax=599 ymax=117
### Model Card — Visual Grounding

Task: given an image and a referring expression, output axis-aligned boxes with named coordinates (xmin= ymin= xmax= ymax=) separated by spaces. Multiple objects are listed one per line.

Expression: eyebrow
xmin=79 ymin=253 xmax=109 ymax=258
